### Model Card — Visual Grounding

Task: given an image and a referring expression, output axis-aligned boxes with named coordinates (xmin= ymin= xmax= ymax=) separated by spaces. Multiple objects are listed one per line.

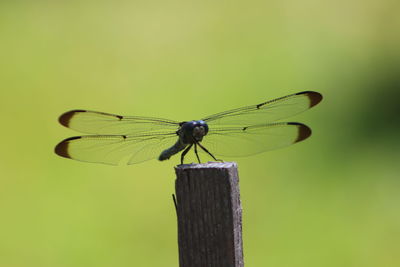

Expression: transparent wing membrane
xmin=59 ymin=110 xmax=180 ymax=135
xmin=202 ymin=123 xmax=311 ymax=157
xmin=202 ymin=91 xmax=322 ymax=126
xmin=55 ymin=133 xmax=177 ymax=165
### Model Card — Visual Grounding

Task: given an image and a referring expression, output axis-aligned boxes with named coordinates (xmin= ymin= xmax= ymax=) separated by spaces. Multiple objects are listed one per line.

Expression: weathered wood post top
xmin=174 ymin=162 xmax=244 ymax=267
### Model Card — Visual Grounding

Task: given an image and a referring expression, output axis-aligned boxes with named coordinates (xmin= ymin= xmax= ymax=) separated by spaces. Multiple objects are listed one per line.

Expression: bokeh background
xmin=1 ymin=0 xmax=399 ymax=266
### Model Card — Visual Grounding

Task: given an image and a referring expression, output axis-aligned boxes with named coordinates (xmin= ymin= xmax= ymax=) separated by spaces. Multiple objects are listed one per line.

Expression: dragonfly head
xmin=180 ymin=120 xmax=209 ymax=143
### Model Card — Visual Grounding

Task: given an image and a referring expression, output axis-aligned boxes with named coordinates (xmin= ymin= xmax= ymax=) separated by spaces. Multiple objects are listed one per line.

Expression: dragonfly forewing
xmin=59 ymin=110 xmax=180 ymax=135
xmin=202 ymin=91 xmax=322 ymax=126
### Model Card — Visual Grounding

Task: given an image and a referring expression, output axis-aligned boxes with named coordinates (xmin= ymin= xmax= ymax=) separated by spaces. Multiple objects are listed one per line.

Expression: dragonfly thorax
xmin=179 ymin=120 xmax=209 ymax=143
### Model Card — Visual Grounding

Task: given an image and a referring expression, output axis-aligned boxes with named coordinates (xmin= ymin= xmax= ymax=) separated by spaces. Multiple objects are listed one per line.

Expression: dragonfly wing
xmin=202 ymin=91 xmax=322 ymax=126
xmin=59 ymin=110 xmax=180 ymax=135
xmin=201 ymin=122 xmax=311 ymax=157
xmin=55 ymin=132 xmax=177 ymax=165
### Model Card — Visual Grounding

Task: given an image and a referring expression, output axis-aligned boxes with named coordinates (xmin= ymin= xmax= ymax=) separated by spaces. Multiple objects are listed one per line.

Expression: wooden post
xmin=174 ymin=162 xmax=244 ymax=267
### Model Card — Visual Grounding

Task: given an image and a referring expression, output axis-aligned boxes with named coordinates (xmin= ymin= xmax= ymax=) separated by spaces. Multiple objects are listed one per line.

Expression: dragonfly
xmin=55 ymin=91 xmax=322 ymax=165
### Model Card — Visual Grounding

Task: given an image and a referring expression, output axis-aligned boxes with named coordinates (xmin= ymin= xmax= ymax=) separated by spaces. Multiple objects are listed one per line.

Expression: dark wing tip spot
xmin=288 ymin=122 xmax=312 ymax=143
xmin=58 ymin=110 xmax=86 ymax=127
xmin=54 ymin=136 xmax=81 ymax=158
xmin=296 ymin=91 xmax=323 ymax=108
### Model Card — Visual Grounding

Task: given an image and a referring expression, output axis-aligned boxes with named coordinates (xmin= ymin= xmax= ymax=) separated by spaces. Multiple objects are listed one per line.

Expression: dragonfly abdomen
xmin=159 ymin=139 xmax=187 ymax=161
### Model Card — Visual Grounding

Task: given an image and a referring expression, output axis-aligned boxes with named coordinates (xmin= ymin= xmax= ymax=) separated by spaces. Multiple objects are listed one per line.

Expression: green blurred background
xmin=1 ymin=0 xmax=399 ymax=266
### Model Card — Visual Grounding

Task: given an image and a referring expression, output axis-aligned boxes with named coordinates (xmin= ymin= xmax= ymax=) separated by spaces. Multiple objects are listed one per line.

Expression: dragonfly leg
xmin=197 ymin=142 xmax=221 ymax=162
xmin=180 ymin=144 xmax=193 ymax=164
xmin=194 ymin=143 xmax=201 ymax=163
